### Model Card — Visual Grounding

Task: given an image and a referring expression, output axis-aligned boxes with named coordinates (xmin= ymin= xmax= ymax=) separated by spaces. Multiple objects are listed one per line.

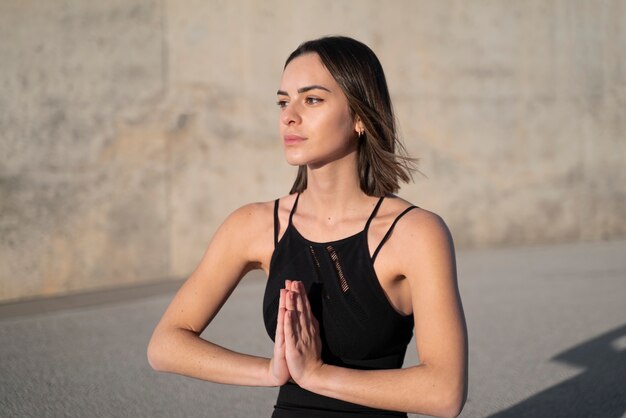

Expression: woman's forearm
xmin=301 ymin=363 xmax=465 ymax=418
xmin=147 ymin=327 xmax=278 ymax=387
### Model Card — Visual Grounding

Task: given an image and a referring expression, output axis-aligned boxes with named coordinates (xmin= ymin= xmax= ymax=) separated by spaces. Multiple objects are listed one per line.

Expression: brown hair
xmin=285 ymin=36 xmax=417 ymax=196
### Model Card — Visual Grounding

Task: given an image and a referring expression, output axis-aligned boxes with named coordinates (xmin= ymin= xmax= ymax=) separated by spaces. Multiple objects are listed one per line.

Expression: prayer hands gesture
xmin=269 ymin=280 xmax=323 ymax=387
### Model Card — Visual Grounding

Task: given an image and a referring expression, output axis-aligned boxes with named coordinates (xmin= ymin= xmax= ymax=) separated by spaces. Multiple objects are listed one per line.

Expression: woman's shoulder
xmin=380 ymin=197 xmax=455 ymax=284
xmin=222 ymin=194 xmax=296 ymax=230
xmin=224 ymin=199 xmax=273 ymax=227
xmin=215 ymin=197 xmax=290 ymax=267
xmin=382 ymin=195 xmax=453 ymax=249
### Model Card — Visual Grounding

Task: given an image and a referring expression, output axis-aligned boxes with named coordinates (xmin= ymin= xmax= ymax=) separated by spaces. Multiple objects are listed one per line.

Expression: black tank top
xmin=263 ymin=194 xmax=416 ymax=417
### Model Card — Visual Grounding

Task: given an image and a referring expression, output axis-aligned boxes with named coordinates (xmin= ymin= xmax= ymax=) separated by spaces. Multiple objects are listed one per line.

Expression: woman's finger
xmin=298 ymin=281 xmax=313 ymax=315
xmin=293 ymin=282 xmax=312 ymax=332
xmin=284 ymin=288 xmax=292 ymax=312
xmin=294 ymin=282 xmax=305 ymax=312
xmin=276 ymin=289 xmax=286 ymax=345
xmin=284 ymin=306 xmax=298 ymax=346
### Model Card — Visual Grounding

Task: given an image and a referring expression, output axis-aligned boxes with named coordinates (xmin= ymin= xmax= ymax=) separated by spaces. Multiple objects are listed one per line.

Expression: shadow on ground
xmin=489 ymin=323 xmax=626 ymax=418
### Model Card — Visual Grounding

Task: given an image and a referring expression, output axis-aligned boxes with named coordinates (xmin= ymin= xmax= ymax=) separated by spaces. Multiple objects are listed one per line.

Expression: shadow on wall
xmin=489 ymin=324 xmax=626 ymax=418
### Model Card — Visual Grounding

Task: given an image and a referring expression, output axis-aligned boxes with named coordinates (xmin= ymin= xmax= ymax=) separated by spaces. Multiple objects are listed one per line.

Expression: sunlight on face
xmin=277 ymin=53 xmax=358 ymax=168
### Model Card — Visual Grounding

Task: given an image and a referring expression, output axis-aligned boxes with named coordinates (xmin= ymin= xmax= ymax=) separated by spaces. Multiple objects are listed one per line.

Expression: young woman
xmin=148 ymin=36 xmax=467 ymax=418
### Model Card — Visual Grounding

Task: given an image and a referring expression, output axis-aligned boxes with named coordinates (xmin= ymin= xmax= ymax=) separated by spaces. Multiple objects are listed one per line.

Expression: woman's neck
xmin=300 ymin=151 xmax=373 ymax=223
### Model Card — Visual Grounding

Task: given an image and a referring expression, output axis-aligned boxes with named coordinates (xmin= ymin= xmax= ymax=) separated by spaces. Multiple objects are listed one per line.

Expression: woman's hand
xmin=269 ymin=284 xmax=291 ymax=386
xmin=283 ymin=280 xmax=324 ymax=387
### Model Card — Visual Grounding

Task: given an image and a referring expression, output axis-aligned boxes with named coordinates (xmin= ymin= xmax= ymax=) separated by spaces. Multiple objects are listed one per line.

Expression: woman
xmin=148 ymin=36 xmax=467 ymax=418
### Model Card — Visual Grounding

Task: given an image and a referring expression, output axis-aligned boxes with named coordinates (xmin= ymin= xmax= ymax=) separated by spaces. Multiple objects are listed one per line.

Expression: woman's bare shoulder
xmin=404 ymin=206 xmax=449 ymax=233
xmin=211 ymin=198 xmax=287 ymax=270
xmin=228 ymin=194 xmax=296 ymax=217
xmin=382 ymin=196 xmax=449 ymax=234
xmin=381 ymin=197 xmax=454 ymax=261
xmin=219 ymin=195 xmax=298 ymax=241
xmin=392 ymin=207 xmax=455 ymax=289
xmin=227 ymin=200 xmax=274 ymax=221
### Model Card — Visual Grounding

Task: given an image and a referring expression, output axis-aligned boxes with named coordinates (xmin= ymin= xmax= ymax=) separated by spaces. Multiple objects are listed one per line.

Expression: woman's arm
xmin=147 ymin=202 xmax=289 ymax=387
xmin=283 ymin=210 xmax=468 ymax=418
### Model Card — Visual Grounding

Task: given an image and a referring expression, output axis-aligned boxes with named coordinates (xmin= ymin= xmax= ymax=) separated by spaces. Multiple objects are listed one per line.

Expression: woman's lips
xmin=283 ymin=134 xmax=306 ymax=145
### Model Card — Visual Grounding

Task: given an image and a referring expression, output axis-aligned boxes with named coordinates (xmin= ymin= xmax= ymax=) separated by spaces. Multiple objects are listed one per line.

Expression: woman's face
xmin=277 ymin=53 xmax=359 ymax=168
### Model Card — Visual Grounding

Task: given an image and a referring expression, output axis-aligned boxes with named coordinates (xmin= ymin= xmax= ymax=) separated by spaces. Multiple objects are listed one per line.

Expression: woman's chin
xmin=283 ymin=152 xmax=309 ymax=167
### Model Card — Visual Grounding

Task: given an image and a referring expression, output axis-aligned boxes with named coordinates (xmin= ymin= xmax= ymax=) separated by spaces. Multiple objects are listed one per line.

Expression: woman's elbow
xmin=147 ymin=331 xmax=169 ymax=372
xmin=420 ymin=395 xmax=463 ymax=418
xmin=439 ymin=396 xmax=465 ymax=418
xmin=435 ymin=380 xmax=467 ymax=418
xmin=413 ymin=373 xmax=466 ymax=418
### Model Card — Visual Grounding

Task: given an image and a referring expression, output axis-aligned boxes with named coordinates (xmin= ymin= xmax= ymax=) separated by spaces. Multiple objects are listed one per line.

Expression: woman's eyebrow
xmin=276 ymin=85 xmax=332 ymax=96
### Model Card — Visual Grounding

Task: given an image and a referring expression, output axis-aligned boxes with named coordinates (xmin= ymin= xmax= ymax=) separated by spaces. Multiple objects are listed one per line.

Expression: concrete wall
xmin=1 ymin=0 xmax=625 ymax=302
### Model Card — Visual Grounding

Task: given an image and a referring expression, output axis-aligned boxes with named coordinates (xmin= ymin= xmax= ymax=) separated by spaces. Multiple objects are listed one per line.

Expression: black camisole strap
xmin=273 ymin=199 xmax=280 ymax=247
xmin=288 ymin=192 xmax=301 ymax=225
xmin=364 ymin=196 xmax=386 ymax=232
xmin=275 ymin=194 xmax=302 ymax=246
xmin=372 ymin=205 xmax=417 ymax=263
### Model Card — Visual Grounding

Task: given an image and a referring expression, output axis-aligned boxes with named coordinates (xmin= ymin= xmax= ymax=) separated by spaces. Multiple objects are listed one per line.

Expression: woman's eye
xmin=276 ymin=100 xmax=288 ymax=108
xmin=305 ymin=97 xmax=322 ymax=105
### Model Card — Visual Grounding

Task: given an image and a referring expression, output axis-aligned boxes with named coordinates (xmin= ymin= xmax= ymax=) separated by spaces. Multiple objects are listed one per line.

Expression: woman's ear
xmin=354 ymin=118 xmax=365 ymax=137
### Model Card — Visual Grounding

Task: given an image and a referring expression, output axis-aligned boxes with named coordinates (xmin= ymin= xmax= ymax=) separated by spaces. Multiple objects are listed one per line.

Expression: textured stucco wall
xmin=1 ymin=0 xmax=625 ymax=302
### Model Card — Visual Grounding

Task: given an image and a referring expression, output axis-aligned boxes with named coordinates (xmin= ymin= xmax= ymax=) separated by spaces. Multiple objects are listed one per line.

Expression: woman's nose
xmin=281 ymin=102 xmax=302 ymax=126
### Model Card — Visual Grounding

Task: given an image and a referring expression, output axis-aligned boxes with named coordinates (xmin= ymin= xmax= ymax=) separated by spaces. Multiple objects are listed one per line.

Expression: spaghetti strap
xmin=371 ymin=206 xmax=417 ymax=263
xmin=273 ymin=199 xmax=280 ymax=247
xmin=364 ymin=196 xmax=386 ymax=232
xmin=288 ymin=193 xmax=301 ymax=225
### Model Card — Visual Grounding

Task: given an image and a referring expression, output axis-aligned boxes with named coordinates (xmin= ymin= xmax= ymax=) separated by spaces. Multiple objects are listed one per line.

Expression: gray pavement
xmin=1 ymin=240 xmax=625 ymax=418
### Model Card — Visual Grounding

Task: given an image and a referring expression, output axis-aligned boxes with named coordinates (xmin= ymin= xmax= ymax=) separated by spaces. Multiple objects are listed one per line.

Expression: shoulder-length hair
xmin=285 ymin=36 xmax=417 ymax=197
